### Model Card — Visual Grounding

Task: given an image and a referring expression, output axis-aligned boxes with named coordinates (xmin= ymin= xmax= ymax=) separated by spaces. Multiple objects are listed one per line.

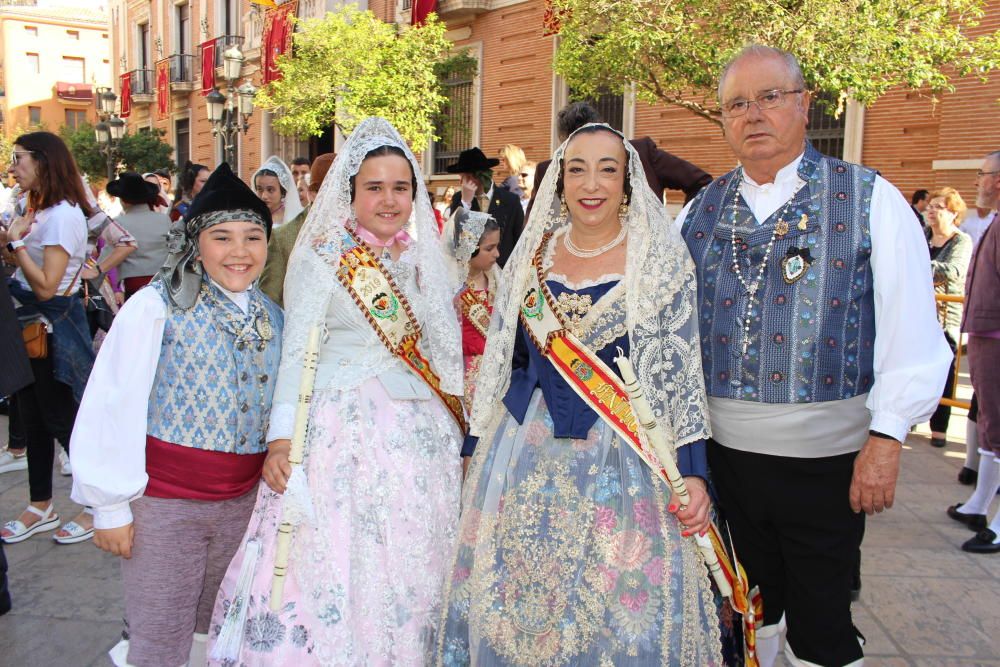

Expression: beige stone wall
xmin=0 ymin=10 xmax=110 ymax=136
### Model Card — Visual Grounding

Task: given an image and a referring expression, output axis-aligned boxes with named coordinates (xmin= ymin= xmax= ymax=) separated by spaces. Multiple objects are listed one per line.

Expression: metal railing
xmin=168 ymin=54 xmax=196 ymax=83
xmin=128 ymin=69 xmax=154 ymax=96
xmin=936 ymin=293 xmax=971 ymax=410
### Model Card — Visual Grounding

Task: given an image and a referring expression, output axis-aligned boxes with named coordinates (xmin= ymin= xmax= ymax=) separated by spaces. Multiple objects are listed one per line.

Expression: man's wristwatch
xmin=5 ymin=239 xmax=25 ymax=254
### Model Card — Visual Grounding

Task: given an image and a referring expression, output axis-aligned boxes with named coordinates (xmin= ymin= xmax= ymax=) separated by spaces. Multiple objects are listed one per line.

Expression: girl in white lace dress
xmin=209 ymin=118 xmax=465 ymax=666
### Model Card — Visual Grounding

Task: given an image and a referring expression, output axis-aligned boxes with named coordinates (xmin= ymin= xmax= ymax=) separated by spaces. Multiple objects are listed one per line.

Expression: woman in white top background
xmin=0 ymin=131 xmax=96 ymax=545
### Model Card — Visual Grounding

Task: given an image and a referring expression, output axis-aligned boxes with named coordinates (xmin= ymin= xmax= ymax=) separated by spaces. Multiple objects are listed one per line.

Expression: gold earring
xmin=619 ymin=199 xmax=629 ymax=219
xmin=560 ymin=196 xmax=568 ymax=219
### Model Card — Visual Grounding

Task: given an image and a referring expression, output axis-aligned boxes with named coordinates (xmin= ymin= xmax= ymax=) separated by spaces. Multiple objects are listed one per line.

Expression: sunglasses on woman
xmin=10 ymin=150 xmax=34 ymax=166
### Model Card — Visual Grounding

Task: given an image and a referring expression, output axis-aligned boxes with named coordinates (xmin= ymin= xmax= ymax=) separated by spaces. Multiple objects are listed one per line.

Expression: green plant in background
xmin=255 ymin=5 xmax=462 ymax=147
xmin=552 ymin=0 xmax=1000 ymax=126
xmin=60 ymin=124 xmax=175 ymax=180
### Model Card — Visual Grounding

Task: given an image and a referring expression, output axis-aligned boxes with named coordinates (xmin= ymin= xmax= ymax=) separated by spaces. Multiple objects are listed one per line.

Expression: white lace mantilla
xmin=469 ymin=123 xmax=711 ymax=453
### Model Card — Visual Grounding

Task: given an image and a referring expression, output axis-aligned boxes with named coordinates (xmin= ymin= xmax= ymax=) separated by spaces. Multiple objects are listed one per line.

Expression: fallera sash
xmin=519 ymin=234 xmax=761 ymax=666
xmin=458 ymin=286 xmax=492 ymax=338
xmin=335 ymin=229 xmax=466 ymax=432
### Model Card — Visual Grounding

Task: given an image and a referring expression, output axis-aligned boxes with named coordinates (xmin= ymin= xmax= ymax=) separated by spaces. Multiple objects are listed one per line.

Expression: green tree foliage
xmin=119 ymin=128 xmax=175 ymax=174
xmin=552 ymin=0 xmax=1000 ymax=125
xmin=60 ymin=124 xmax=175 ymax=179
xmin=255 ymin=5 xmax=454 ymax=147
xmin=59 ymin=123 xmax=105 ymax=177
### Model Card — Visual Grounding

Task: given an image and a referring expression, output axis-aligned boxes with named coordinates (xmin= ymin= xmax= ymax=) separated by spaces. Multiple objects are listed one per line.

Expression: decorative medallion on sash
xmin=458 ymin=286 xmax=492 ymax=338
xmin=332 ymin=228 xmax=466 ymax=431
xmin=518 ymin=233 xmax=761 ymax=665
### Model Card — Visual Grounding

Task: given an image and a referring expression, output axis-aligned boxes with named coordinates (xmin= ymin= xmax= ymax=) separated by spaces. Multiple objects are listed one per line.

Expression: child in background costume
xmin=70 ymin=163 xmax=283 ymax=667
xmin=442 ymin=208 xmax=502 ymax=416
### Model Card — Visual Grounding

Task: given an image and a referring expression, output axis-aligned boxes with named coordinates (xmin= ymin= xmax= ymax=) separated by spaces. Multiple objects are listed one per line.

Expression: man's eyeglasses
xmin=721 ymin=89 xmax=804 ymax=118
xmin=10 ymin=151 xmax=33 ymax=166
xmin=976 ymin=170 xmax=1000 ymax=178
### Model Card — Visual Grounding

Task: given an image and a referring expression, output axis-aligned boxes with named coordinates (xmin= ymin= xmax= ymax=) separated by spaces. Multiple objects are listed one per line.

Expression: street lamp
xmin=94 ymin=86 xmax=125 ymax=181
xmin=207 ymin=44 xmax=254 ymax=167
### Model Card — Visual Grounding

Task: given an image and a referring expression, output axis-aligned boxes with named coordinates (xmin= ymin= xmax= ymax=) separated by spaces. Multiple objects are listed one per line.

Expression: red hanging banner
xmin=155 ymin=59 xmax=170 ymax=119
xmin=411 ymin=0 xmax=437 ymax=27
xmin=120 ymin=71 xmax=132 ymax=118
xmin=201 ymin=39 xmax=216 ymax=95
xmin=262 ymin=1 xmax=297 ymax=85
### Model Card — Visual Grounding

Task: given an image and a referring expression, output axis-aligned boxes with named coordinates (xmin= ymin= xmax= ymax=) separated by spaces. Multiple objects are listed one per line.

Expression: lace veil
xmin=254 ymin=155 xmax=304 ymax=225
xmin=280 ymin=117 xmax=463 ymax=396
xmin=469 ymin=123 xmax=710 ymax=450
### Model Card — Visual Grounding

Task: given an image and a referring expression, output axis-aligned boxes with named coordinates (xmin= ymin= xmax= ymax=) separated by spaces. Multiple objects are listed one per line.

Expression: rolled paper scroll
xmin=614 ymin=350 xmax=733 ymax=598
xmin=270 ymin=324 xmax=322 ymax=611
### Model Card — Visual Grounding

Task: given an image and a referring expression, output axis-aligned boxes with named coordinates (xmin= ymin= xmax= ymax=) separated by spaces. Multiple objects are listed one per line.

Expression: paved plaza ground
xmin=0 ymin=388 xmax=997 ymax=666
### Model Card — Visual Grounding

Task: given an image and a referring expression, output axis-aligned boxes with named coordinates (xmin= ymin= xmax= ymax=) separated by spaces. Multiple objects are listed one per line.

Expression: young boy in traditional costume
xmin=70 ymin=163 xmax=283 ymax=667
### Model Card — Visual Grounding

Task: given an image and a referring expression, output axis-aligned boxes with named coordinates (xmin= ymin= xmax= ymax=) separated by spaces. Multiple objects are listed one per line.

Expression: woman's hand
xmin=114 ymin=291 xmax=125 ymax=306
xmin=94 ymin=523 xmax=135 ymax=559
xmin=263 ymin=439 xmax=292 ymax=494
xmin=7 ymin=210 xmax=34 ymax=242
xmin=81 ymin=263 xmax=101 ymax=280
xmin=670 ymin=477 xmax=712 ymax=537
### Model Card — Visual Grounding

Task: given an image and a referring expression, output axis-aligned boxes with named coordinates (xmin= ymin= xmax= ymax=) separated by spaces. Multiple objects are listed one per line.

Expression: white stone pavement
xmin=0 ymin=381 xmax=997 ymax=666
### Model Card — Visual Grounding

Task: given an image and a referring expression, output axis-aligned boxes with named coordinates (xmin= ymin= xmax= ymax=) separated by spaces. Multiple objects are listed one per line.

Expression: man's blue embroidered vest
xmin=682 ymin=143 xmax=877 ymax=404
xmin=146 ymin=279 xmax=284 ymax=453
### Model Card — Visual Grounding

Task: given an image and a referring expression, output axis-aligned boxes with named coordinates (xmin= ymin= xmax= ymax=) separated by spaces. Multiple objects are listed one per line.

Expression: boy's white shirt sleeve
xmin=70 ymin=288 xmax=166 ymax=529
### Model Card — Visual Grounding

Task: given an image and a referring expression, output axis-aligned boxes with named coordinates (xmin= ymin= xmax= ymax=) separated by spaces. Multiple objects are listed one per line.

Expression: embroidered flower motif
xmin=631 ymin=498 xmax=658 ymax=532
xmin=524 ymin=420 xmax=548 ymax=446
xmin=318 ymin=602 xmax=342 ymax=627
xmin=290 ymin=624 xmax=309 ymax=648
xmin=619 ymin=589 xmax=649 ymax=612
xmin=607 ymin=530 xmax=652 ymax=570
xmin=461 ymin=507 xmax=482 ymax=546
xmin=594 ymin=506 xmax=617 ymax=533
xmin=597 ymin=563 xmax=619 ymax=592
xmin=244 ymin=610 xmax=286 ymax=652
xmin=642 ymin=556 xmax=664 ymax=586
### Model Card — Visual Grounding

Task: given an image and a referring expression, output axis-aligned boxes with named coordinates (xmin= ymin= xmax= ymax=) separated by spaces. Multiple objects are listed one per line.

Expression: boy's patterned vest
xmin=146 ymin=279 xmax=284 ymax=453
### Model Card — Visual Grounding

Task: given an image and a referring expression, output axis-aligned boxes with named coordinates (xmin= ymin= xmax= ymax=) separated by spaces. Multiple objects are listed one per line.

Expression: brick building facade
xmin=112 ymin=0 xmax=1000 ymax=209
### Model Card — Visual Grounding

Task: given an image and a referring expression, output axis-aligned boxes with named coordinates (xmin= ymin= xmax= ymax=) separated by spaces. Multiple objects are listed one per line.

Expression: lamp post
xmin=94 ymin=86 xmax=124 ymax=181
xmin=207 ymin=44 xmax=255 ymax=167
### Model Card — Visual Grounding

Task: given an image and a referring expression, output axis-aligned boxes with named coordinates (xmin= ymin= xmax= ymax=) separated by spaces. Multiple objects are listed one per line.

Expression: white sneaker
xmin=58 ymin=449 xmax=71 ymax=476
xmin=0 ymin=449 xmax=28 ymax=474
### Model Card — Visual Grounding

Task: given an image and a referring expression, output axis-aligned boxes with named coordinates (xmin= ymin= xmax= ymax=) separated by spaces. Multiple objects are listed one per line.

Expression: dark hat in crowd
xmin=309 ymin=153 xmax=336 ymax=193
xmin=445 ymin=147 xmax=500 ymax=174
xmin=107 ymin=171 xmax=160 ymax=204
xmin=185 ymin=162 xmax=273 ymax=238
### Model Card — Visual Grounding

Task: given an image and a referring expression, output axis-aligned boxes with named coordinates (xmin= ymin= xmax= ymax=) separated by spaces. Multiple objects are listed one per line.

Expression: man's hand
xmin=459 ymin=173 xmax=479 ymax=205
xmin=850 ymin=435 xmax=902 ymax=514
xmin=672 ymin=476 xmax=712 ymax=537
xmin=263 ymin=439 xmax=292 ymax=494
xmin=94 ymin=524 xmax=135 ymax=559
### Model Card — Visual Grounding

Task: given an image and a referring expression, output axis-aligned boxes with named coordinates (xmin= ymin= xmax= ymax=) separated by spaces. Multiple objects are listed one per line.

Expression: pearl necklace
xmin=563 ymin=223 xmax=627 ymax=258
xmin=729 ymin=171 xmax=798 ymax=358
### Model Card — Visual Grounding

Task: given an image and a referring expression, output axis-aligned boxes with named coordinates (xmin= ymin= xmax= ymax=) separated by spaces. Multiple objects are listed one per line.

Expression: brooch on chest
xmin=781 ymin=246 xmax=814 ymax=284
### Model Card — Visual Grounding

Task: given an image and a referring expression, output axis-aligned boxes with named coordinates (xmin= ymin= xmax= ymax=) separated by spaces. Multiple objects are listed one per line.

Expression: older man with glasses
xmin=676 ymin=45 xmax=951 ymax=667
xmin=946 ymin=151 xmax=1000 ymax=555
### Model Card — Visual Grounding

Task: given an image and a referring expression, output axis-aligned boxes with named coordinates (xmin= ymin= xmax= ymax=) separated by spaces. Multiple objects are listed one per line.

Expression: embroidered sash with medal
xmin=334 ymin=229 xmax=466 ymax=432
xmin=458 ymin=286 xmax=492 ymax=338
xmin=519 ymin=234 xmax=761 ymax=666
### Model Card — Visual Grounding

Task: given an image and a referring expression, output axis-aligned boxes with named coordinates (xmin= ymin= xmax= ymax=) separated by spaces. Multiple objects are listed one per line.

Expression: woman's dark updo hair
xmin=255 ymin=168 xmax=286 ymax=197
xmin=175 ymin=161 xmax=208 ymax=201
xmin=555 ymin=125 xmax=632 ymax=206
xmin=349 ymin=145 xmax=418 ymax=202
